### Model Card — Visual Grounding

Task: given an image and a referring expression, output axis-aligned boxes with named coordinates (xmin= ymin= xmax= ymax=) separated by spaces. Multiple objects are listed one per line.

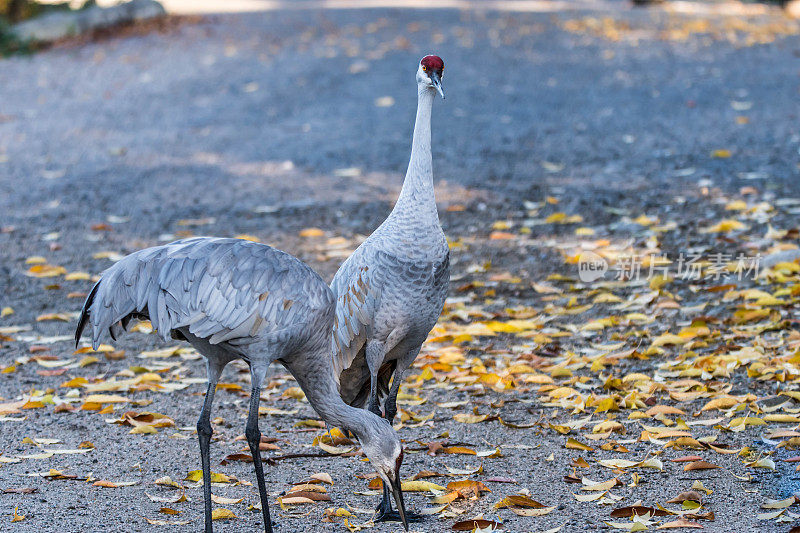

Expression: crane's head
xmin=357 ymin=416 xmax=408 ymax=530
xmin=417 ymin=55 xmax=445 ymax=99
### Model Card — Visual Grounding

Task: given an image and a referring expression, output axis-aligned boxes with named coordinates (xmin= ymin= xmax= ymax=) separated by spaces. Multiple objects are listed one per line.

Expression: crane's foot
xmin=374 ymin=508 xmax=424 ymax=524
xmin=374 ymin=501 xmax=422 ymax=524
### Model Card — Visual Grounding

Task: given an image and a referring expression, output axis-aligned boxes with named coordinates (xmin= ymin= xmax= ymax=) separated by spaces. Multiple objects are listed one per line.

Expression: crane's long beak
xmin=430 ymin=72 xmax=445 ymax=99
xmin=389 ymin=477 xmax=409 ymax=531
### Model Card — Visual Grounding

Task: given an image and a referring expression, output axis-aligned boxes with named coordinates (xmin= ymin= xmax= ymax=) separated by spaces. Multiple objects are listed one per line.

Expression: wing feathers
xmin=75 ymin=238 xmax=333 ymax=350
xmin=330 ymin=250 xmax=382 ymax=375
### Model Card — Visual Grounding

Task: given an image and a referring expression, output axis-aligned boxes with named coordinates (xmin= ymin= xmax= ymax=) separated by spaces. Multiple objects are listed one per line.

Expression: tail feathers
xmin=75 ymin=281 xmax=100 ymax=349
xmin=74 ymin=276 xmax=140 ymax=350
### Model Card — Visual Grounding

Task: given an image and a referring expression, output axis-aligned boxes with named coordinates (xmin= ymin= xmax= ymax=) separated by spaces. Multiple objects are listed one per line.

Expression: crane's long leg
xmin=365 ymin=340 xmax=385 ymax=417
xmin=382 ymin=368 xmax=406 ymax=424
xmin=198 ymin=358 xmax=225 ymax=533
xmin=375 ymin=366 xmax=406 ymax=522
xmin=375 ymin=483 xmax=394 ymax=521
xmin=247 ymin=363 xmax=272 ymax=533
xmin=377 ymin=350 xmax=420 ymax=524
xmin=375 ymin=473 xmax=422 ymax=524
xmin=384 ymin=346 xmax=421 ymax=422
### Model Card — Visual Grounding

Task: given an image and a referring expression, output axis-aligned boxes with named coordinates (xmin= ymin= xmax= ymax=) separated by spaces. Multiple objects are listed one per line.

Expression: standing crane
xmin=330 ymin=55 xmax=450 ymax=521
xmin=75 ymin=237 xmax=409 ymax=532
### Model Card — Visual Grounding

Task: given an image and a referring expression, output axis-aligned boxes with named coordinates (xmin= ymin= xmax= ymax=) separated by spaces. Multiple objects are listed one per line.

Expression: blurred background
xmin=2 ymin=1 xmax=800 ymax=532
xmin=2 ymin=0 xmax=799 ymax=232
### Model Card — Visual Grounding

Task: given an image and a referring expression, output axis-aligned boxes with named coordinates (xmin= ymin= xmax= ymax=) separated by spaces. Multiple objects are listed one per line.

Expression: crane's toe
xmin=375 ymin=497 xmax=422 ymax=524
xmin=374 ymin=508 xmax=423 ymax=524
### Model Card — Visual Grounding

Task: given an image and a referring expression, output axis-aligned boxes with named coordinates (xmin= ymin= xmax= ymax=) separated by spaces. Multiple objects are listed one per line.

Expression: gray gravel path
xmin=1 ymin=2 xmax=800 ymax=532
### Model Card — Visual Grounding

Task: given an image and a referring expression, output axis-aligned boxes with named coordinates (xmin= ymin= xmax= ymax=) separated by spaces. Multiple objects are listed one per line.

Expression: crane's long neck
xmin=282 ymin=345 xmax=375 ymax=438
xmin=389 ymin=87 xmax=439 ymax=226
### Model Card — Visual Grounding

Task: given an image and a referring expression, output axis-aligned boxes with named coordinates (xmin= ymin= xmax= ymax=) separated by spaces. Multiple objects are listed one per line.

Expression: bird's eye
xmin=422 ymin=66 xmax=427 ymax=72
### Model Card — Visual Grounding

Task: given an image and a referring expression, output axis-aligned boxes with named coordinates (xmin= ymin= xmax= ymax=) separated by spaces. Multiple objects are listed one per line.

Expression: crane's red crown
xmin=420 ymin=55 xmax=444 ymax=75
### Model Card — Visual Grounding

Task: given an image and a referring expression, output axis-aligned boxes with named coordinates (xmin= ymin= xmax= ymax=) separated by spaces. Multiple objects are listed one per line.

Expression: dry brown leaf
xmin=683 ymin=461 xmax=720 ymax=471
xmin=452 ymin=519 xmax=503 ymax=530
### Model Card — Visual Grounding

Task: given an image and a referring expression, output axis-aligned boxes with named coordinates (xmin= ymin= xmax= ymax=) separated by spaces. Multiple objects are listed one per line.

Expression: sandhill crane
xmin=75 ymin=237 xmax=409 ymax=532
xmin=331 ymin=55 xmax=450 ymax=521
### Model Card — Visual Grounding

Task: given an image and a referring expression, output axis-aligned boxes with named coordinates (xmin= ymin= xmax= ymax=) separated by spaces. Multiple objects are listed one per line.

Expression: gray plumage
xmin=75 ymin=236 xmax=409 ymax=532
xmin=331 ymin=56 xmax=450 ymax=429
xmin=80 ymin=238 xmax=330 ymax=353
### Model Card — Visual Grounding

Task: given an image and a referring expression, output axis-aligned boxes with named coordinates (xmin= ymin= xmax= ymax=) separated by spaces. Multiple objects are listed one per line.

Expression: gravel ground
xmin=1 ymin=2 xmax=800 ymax=532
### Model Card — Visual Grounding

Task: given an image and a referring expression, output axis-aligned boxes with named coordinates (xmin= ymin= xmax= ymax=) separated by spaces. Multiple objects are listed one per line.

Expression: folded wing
xmin=76 ymin=237 xmax=333 ymax=350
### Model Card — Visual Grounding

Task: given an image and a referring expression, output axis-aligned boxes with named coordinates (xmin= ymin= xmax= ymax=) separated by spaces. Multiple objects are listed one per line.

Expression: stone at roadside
xmin=12 ymin=0 xmax=166 ymax=43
